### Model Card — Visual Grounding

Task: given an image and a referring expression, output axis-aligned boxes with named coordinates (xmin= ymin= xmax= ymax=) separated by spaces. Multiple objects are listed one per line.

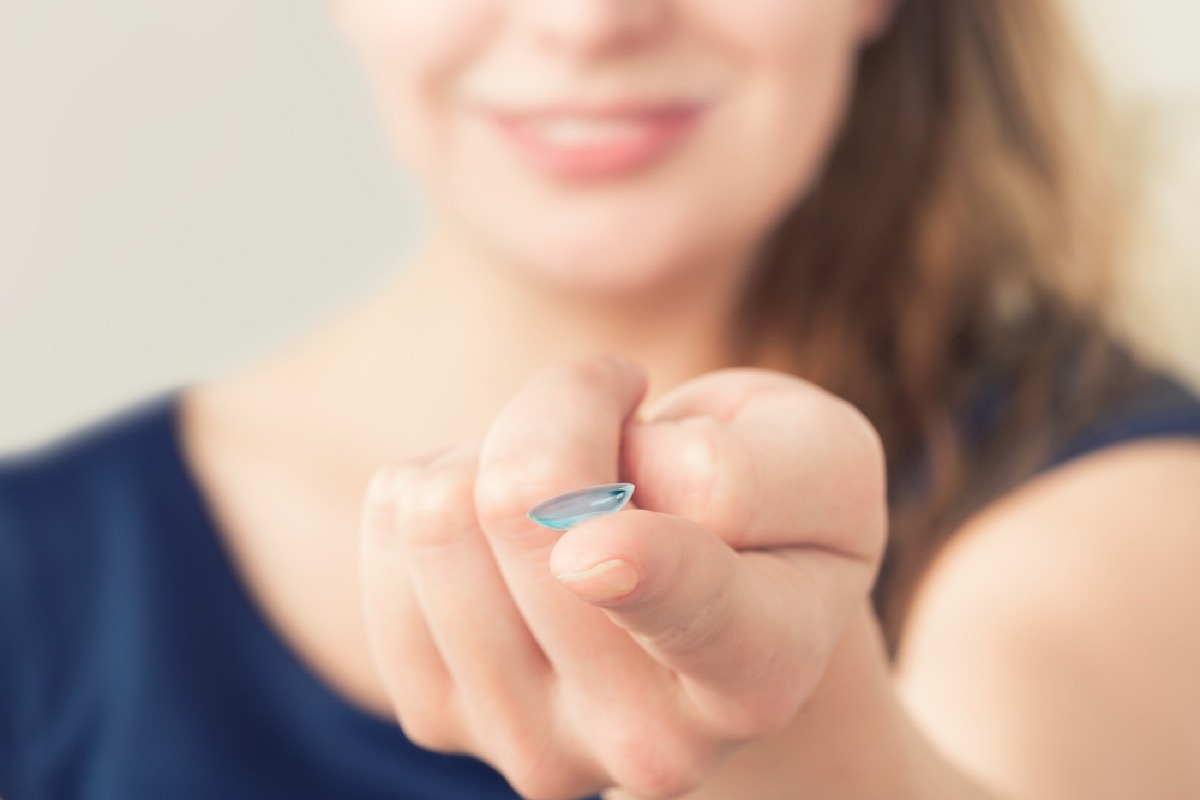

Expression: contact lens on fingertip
xmin=526 ymin=483 xmax=635 ymax=530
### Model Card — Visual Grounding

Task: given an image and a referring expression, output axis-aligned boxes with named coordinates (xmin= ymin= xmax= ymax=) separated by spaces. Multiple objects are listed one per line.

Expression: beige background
xmin=1 ymin=1 xmax=1198 ymax=452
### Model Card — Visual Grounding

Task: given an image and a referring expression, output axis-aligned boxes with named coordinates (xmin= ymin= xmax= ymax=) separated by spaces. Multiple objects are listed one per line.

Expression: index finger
xmin=618 ymin=368 xmax=888 ymax=645
xmin=629 ymin=368 xmax=886 ymax=562
xmin=474 ymin=354 xmax=648 ymax=663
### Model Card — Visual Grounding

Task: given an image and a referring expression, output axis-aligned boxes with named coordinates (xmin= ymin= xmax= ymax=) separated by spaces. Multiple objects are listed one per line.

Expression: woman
xmin=3 ymin=1 xmax=1200 ymax=798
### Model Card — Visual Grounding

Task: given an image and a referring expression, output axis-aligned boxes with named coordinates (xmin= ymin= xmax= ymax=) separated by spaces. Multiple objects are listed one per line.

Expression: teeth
xmin=524 ymin=117 xmax=650 ymax=146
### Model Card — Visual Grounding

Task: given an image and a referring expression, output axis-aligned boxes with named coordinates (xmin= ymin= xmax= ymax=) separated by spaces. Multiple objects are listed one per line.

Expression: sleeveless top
xmin=3 ymin=375 xmax=1200 ymax=799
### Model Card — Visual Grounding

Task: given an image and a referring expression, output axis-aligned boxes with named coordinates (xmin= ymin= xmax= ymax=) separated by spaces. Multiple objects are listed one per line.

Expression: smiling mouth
xmin=486 ymin=104 xmax=708 ymax=181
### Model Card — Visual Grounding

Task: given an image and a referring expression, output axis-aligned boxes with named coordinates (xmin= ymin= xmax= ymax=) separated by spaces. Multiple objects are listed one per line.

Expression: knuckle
xmin=396 ymin=701 xmax=463 ymax=753
xmin=669 ymin=419 xmax=735 ymax=528
xmin=603 ymin=723 xmax=707 ymax=800
xmin=719 ymin=684 xmax=807 ymax=739
xmin=365 ymin=463 xmax=398 ymax=504
xmin=674 ymin=419 xmax=722 ymax=486
xmin=361 ymin=463 xmax=410 ymax=546
xmin=661 ymin=419 xmax=760 ymax=545
xmin=360 ymin=460 xmax=432 ymax=546
xmin=475 ymin=452 xmax=570 ymax=526
xmin=393 ymin=462 xmax=479 ymax=548
xmin=503 ymin=768 xmax=586 ymax=800
xmin=550 ymin=356 xmax=619 ymax=394
xmin=493 ymin=736 xmax=589 ymax=800
xmin=400 ymin=724 xmax=461 ymax=754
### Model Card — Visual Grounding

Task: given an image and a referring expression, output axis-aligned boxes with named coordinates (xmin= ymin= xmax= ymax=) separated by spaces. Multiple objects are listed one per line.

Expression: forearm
xmin=604 ymin=607 xmax=1001 ymax=800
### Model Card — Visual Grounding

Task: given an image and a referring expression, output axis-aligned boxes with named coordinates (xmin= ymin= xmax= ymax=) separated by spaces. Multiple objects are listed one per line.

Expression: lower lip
xmin=489 ymin=108 xmax=704 ymax=181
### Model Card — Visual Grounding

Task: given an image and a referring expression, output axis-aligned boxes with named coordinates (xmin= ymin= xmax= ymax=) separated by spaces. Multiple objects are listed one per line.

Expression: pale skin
xmin=176 ymin=1 xmax=1200 ymax=797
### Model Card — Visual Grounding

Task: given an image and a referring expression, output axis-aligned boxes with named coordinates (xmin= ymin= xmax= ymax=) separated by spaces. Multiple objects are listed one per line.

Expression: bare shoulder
xmin=893 ymin=438 xmax=1200 ymax=800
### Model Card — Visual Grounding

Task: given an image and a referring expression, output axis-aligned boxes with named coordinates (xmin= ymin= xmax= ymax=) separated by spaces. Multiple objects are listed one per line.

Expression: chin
xmin=466 ymin=192 xmax=742 ymax=297
xmin=544 ymin=262 xmax=687 ymax=298
xmin=504 ymin=230 xmax=718 ymax=298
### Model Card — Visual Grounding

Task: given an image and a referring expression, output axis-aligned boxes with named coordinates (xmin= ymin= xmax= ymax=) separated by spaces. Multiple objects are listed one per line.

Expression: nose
xmin=515 ymin=0 xmax=669 ymax=57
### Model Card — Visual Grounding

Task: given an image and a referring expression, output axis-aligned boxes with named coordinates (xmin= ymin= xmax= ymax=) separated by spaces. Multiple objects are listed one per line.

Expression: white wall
xmin=0 ymin=1 xmax=423 ymax=451
xmin=1067 ymin=1 xmax=1200 ymax=387
xmin=1071 ymin=0 xmax=1200 ymax=96
xmin=1 ymin=1 xmax=1197 ymax=452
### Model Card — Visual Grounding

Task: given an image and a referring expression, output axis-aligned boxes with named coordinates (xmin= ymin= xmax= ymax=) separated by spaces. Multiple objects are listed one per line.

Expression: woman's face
xmin=331 ymin=1 xmax=892 ymax=294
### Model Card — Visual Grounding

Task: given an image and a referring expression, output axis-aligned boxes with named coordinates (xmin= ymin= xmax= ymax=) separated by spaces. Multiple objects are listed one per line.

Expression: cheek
xmin=699 ymin=0 xmax=863 ymax=188
xmin=340 ymin=1 xmax=492 ymax=176
xmin=338 ymin=1 xmax=482 ymax=68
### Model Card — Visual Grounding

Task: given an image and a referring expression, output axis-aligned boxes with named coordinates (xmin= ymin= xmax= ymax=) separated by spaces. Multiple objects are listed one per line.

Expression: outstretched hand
xmin=359 ymin=354 xmax=887 ymax=799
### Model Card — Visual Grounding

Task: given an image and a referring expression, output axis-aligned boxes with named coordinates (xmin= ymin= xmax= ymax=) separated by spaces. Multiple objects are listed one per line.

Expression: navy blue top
xmin=3 ymin=377 xmax=1200 ymax=799
xmin=0 ymin=389 xmax=544 ymax=800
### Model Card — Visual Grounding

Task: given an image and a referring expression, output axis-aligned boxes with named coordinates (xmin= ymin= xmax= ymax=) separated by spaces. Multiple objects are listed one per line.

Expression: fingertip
xmin=548 ymin=512 xmax=658 ymax=605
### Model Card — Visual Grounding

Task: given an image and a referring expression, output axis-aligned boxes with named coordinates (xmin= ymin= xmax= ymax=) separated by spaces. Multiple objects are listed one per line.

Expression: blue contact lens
xmin=526 ymin=482 xmax=635 ymax=530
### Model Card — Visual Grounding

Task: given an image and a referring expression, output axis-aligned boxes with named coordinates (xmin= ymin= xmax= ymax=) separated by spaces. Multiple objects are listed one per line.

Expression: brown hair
xmin=735 ymin=0 xmax=1147 ymax=654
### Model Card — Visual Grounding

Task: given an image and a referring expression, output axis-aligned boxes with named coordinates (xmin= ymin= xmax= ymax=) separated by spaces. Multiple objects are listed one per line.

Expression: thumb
xmin=548 ymin=510 xmax=830 ymax=737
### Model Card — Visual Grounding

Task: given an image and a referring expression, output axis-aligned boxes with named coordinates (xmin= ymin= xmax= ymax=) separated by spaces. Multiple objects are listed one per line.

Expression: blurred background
xmin=1 ymin=1 xmax=1198 ymax=452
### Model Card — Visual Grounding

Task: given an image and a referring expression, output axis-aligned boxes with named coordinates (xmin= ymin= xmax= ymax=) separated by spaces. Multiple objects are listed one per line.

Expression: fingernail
xmin=554 ymin=559 xmax=639 ymax=603
xmin=527 ymin=483 xmax=635 ymax=530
